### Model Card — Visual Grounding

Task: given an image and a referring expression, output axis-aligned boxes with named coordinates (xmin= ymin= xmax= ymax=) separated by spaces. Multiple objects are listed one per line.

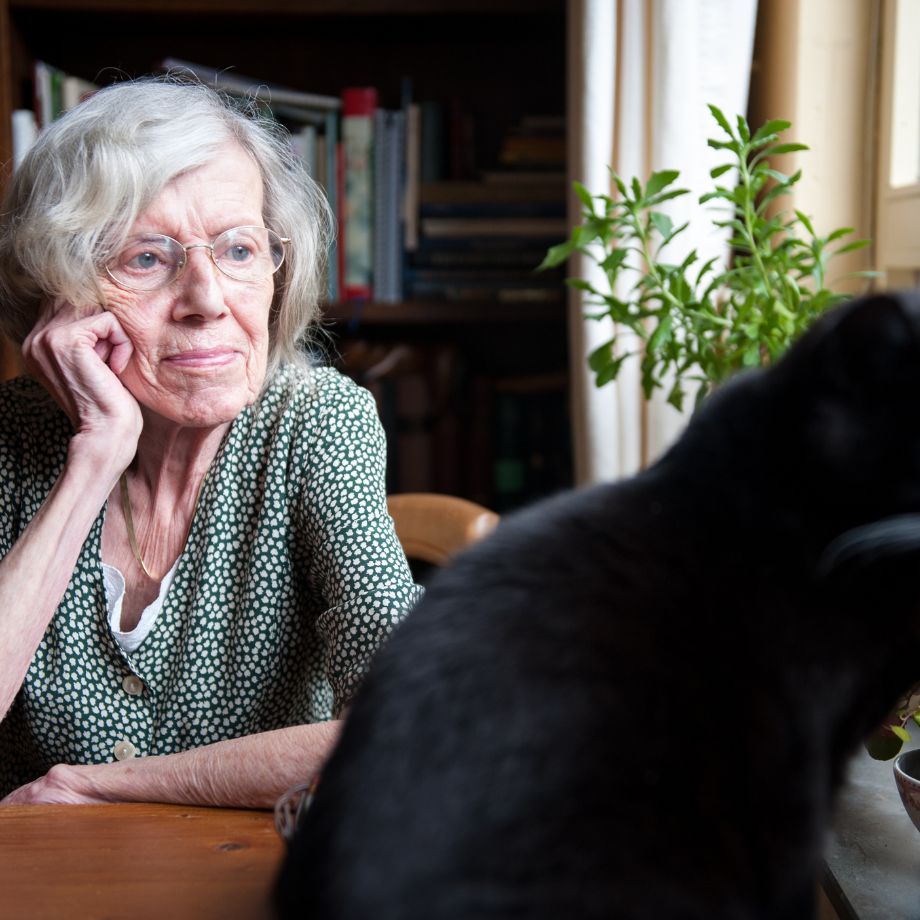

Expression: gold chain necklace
xmin=119 ymin=472 xmax=204 ymax=581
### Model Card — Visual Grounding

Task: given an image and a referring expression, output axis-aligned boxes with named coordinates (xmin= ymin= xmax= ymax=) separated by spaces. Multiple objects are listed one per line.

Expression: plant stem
xmin=630 ymin=205 xmax=682 ymax=312
xmin=737 ymin=157 xmax=774 ymax=301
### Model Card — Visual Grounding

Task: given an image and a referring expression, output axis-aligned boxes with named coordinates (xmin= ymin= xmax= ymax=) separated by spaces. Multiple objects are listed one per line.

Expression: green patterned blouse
xmin=0 ymin=364 xmax=423 ymax=798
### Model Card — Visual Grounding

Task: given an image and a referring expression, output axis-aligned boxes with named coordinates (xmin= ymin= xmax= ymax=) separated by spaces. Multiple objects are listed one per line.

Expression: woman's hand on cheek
xmin=23 ymin=301 xmax=143 ymax=469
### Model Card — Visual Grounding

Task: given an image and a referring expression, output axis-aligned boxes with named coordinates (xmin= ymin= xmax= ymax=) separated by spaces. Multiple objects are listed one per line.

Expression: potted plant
xmin=543 ymin=104 xmax=920 ymax=759
xmin=540 ymin=104 xmax=871 ymax=412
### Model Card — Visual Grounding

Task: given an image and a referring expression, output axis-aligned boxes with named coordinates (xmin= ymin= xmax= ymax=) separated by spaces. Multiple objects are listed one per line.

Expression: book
xmin=341 ymin=87 xmax=377 ymax=300
xmin=420 ymin=180 xmax=565 ymax=206
xmin=414 ymin=233 xmax=560 ymax=253
xmin=419 ymin=100 xmax=447 ymax=182
xmin=480 ymin=170 xmax=566 ymax=186
xmin=497 ymin=113 xmax=566 ymax=170
xmin=409 ymin=248 xmax=552 ymax=269
xmin=447 ymin=96 xmax=476 ymax=180
xmin=372 ymin=108 xmax=406 ymax=303
xmin=30 ymin=62 xmax=98 ymax=137
xmin=62 ymin=75 xmax=98 ymax=112
xmin=11 ymin=109 xmax=38 ymax=170
xmin=324 ymin=109 xmax=339 ymax=304
xmin=335 ymin=140 xmax=345 ymax=303
xmin=290 ymin=123 xmax=318 ymax=176
xmin=315 ymin=134 xmax=327 ymax=190
xmin=419 ymin=199 xmax=565 ymax=219
xmin=33 ymin=61 xmax=58 ymax=129
xmin=405 ymin=282 xmax=562 ymax=304
xmin=515 ymin=114 xmax=566 ymax=133
xmin=419 ymin=217 xmax=568 ymax=239
xmin=159 ymin=58 xmax=341 ymax=112
xmin=373 ymin=109 xmax=391 ymax=303
xmin=499 ymin=134 xmax=566 ymax=167
xmin=403 ymin=102 xmax=421 ymax=253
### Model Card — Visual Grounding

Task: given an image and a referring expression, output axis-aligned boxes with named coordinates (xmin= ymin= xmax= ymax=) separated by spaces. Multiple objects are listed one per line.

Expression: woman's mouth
xmin=162 ymin=348 xmax=240 ymax=368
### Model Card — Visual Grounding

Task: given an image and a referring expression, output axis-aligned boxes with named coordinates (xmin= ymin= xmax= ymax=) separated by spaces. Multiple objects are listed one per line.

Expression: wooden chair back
xmin=387 ymin=492 xmax=500 ymax=567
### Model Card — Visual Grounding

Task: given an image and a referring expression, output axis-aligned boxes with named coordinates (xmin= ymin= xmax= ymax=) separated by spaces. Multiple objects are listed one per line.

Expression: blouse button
xmin=113 ymin=740 xmax=138 ymax=761
xmin=121 ymin=675 xmax=144 ymax=696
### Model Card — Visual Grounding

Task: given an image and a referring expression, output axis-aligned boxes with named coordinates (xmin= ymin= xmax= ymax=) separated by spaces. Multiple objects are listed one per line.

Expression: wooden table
xmin=823 ymin=730 xmax=920 ymax=920
xmin=0 ymin=803 xmax=285 ymax=920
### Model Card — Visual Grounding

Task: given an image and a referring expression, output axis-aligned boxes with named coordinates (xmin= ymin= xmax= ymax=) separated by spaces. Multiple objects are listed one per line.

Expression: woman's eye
xmin=128 ymin=251 xmax=162 ymax=271
xmin=119 ymin=244 xmax=171 ymax=274
xmin=227 ymin=243 xmax=255 ymax=263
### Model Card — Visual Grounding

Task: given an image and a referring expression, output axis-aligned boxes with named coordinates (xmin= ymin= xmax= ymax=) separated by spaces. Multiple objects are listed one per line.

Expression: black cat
xmin=276 ymin=291 xmax=920 ymax=920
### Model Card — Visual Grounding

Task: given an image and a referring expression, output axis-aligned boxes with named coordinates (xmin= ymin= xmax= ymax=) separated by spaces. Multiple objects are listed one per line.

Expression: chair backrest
xmin=387 ymin=492 xmax=500 ymax=567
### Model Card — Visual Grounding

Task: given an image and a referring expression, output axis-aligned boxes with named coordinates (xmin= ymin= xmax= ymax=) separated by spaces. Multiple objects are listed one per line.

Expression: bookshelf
xmin=0 ymin=0 xmax=572 ymax=511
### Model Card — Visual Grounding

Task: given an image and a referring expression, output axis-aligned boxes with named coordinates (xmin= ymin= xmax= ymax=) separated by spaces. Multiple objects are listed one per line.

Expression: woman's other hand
xmin=22 ymin=302 xmax=142 ymax=469
xmin=0 ymin=764 xmax=113 ymax=806
xmin=0 ymin=723 xmax=343 ymax=808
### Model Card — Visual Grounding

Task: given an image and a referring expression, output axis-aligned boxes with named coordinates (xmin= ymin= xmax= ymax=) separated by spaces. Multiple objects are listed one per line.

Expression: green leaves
xmin=649 ymin=212 xmax=673 ymax=241
xmin=538 ymin=240 xmax=577 ymax=270
xmin=541 ymin=103 xmax=868 ymax=403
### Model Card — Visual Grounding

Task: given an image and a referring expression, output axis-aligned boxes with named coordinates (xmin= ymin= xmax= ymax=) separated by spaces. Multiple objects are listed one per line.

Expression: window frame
xmin=876 ymin=0 xmax=920 ymax=286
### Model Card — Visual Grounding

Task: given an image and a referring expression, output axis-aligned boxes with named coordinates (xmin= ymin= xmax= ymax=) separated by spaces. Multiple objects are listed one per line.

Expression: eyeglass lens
xmin=106 ymin=226 xmax=286 ymax=291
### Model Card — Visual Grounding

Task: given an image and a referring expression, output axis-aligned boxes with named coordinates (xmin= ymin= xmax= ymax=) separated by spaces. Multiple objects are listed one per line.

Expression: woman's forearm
xmin=1 ymin=723 xmax=342 ymax=809
xmin=0 ymin=451 xmax=121 ymax=722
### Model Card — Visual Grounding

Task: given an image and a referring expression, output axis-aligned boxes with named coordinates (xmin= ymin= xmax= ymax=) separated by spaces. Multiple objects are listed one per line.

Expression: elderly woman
xmin=0 ymin=77 xmax=422 ymax=807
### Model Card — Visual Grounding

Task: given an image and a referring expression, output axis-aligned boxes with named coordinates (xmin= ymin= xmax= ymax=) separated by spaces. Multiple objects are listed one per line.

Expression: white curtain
xmin=567 ymin=0 xmax=759 ymax=484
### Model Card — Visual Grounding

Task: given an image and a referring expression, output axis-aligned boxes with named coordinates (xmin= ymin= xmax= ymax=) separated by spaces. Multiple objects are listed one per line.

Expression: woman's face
xmin=100 ymin=142 xmax=274 ymax=429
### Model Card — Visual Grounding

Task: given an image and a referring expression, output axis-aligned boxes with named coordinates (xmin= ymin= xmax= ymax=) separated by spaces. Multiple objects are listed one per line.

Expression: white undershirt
xmin=103 ymin=560 xmax=179 ymax=654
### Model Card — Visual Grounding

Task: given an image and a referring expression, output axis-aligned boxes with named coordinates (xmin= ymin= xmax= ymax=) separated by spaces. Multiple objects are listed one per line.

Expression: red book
xmin=341 ymin=87 xmax=378 ymax=301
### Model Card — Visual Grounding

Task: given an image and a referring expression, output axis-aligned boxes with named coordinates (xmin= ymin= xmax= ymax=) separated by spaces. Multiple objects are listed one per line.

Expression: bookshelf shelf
xmin=323 ymin=299 xmax=566 ymax=327
xmin=0 ymin=0 xmax=572 ymax=509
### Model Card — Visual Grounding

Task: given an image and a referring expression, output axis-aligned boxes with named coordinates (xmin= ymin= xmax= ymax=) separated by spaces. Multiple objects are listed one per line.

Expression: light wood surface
xmin=0 ymin=802 xmax=285 ymax=920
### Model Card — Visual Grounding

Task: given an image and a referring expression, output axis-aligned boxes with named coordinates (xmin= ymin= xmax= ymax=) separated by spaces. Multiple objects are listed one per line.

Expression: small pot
xmin=893 ymin=748 xmax=920 ymax=833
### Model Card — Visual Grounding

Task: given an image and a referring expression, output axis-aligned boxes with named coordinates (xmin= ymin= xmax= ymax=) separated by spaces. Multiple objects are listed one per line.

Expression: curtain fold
xmin=567 ymin=0 xmax=759 ymax=484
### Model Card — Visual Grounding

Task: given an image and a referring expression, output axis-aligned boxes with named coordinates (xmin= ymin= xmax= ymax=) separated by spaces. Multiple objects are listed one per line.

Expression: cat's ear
xmin=817 ymin=514 xmax=920 ymax=583
xmin=785 ymin=290 xmax=920 ymax=397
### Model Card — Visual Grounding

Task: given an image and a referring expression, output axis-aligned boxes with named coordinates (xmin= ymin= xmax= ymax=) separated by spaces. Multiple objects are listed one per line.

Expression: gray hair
xmin=0 ymin=75 xmax=333 ymax=379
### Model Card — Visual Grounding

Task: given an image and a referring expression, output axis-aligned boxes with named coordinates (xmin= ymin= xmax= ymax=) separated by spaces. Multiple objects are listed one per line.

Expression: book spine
xmin=48 ymin=66 xmax=64 ymax=121
xmin=315 ymin=135 xmax=327 ymax=193
xmin=335 ymin=139 xmax=346 ymax=303
xmin=341 ymin=87 xmax=377 ymax=301
xmin=420 ymin=217 xmax=567 ymax=238
xmin=325 ymin=110 xmax=339 ymax=304
xmin=373 ymin=109 xmax=406 ymax=304
xmin=419 ymin=101 xmax=446 ymax=182
xmin=403 ymin=103 xmax=421 ymax=253
xmin=33 ymin=61 xmax=52 ymax=129
xmin=61 ymin=75 xmax=98 ymax=112
xmin=11 ymin=110 xmax=38 ymax=170
xmin=159 ymin=57 xmax=342 ymax=111
xmin=373 ymin=109 xmax=389 ymax=303
xmin=390 ymin=109 xmax=406 ymax=302
xmin=300 ymin=124 xmax=318 ymax=177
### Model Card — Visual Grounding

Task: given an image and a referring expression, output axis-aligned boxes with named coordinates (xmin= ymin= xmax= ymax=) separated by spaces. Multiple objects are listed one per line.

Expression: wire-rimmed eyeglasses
xmin=105 ymin=226 xmax=290 ymax=292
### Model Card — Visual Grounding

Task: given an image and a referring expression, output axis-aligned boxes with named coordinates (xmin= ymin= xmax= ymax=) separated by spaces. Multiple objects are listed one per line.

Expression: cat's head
xmin=768 ymin=290 xmax=920 ymax=573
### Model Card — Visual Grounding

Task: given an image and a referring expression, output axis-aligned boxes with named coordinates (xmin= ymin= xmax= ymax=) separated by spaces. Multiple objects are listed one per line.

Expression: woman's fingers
xmin=0 ymin=764 xmax=112 ymax=806
xmin=23 ymin=304 xmax=142 ymax=449
xmin=103 ymin=318 xmax=135 ymax=377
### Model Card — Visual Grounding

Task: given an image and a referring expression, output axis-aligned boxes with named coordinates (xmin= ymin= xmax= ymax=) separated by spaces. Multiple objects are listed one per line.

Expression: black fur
xmin=276 ymin=292 xmax=920 ymax=920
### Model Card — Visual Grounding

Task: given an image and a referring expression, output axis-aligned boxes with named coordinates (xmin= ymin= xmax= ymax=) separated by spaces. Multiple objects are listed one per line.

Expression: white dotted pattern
xmin=0 ymin=365 xmax=422 ymax=797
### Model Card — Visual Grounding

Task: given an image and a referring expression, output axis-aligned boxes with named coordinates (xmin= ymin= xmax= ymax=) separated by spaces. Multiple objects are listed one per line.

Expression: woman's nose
xmin=171 ymin=248 xmax=229 ymax=320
